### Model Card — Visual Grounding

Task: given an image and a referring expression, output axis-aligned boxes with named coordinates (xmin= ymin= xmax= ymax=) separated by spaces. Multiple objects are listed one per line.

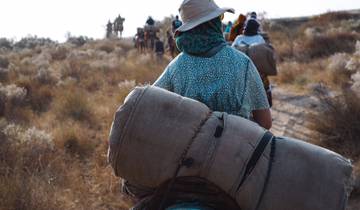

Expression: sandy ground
xmin=270 ymin=86 xmax=318 ymax=140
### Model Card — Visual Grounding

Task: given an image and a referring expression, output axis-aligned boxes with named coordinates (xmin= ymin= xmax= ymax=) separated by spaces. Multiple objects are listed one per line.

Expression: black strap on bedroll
xmin=255 ymin=138 xmax=276 ymax=210
xmin=236 ymin=131 xmax=274 ymax=192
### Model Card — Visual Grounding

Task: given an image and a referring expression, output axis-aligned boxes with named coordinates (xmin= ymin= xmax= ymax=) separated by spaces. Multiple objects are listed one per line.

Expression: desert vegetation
xmin=0 ymin=10 xmax=359 ymax=209
xmin=0 ymin=35 xmax=170 ymax=209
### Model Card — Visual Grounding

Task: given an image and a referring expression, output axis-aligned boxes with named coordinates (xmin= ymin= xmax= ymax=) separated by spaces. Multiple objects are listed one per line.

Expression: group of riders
xmin=134 ymin=15 xmax=183 ymax=58
xmin=106 ymin=15 xmax=125 ymax=38
xmin=133 ymin=11 xmax=276 ymax=107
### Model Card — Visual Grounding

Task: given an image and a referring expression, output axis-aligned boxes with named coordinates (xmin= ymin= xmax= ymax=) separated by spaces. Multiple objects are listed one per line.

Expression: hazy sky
xmin=1 ymin=0 xmax=359 ymax=42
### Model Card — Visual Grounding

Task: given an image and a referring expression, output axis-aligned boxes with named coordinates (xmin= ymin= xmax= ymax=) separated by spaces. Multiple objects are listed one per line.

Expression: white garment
xmin=231 ymin=34 xmax=265 ymax=47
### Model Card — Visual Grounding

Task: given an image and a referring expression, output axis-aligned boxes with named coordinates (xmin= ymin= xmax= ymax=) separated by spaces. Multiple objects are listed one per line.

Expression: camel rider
xmin=229 ymin=14 xmax=246 ymax=42
xmin=146 ymin=16 xmax=155 ymax=26
xmin=232 ymin=19 xmax=273 ymax=107
xmin=106 ymin=20 xmax=113 ymax=38
xmin=172 ymin=15 xmax=183 ymax=32
xmin=250 ymin=11 xmax=257 ymax=20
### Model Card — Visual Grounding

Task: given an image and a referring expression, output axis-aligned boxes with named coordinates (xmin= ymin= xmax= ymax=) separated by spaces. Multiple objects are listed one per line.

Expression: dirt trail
xmin=270 ymin=86 xmax=359 ymax=209
xmin=270 ymin=86 xmax=318 ymax=141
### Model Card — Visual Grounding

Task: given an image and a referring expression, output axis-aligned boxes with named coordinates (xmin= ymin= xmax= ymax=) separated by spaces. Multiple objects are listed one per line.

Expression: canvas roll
xmin=108 ymin=86 xmax=353 ymax=210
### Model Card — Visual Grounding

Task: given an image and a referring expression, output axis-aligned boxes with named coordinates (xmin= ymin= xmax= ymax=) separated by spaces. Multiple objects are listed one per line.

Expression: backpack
xmin=235 ymin=43 xmax=278 ymax=76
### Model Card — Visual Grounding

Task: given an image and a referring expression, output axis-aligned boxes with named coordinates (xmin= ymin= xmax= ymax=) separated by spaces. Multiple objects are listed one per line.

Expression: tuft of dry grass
xmin=299 ymin=32 xmax=359 ymax=59
xmin=0 ymin=56 xmax=9 ymax=68
xmin=54 ymin=89 xmax=93 ymax=122
xmin=50 ymin=46 xmax=69 ymax=61
xmin=308 ymin=89 xmax=360 ymax=159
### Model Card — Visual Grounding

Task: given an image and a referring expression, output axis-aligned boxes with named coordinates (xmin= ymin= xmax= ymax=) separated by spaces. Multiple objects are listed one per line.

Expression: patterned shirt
xmin=153 ymin=46 xmax=269 ymax=119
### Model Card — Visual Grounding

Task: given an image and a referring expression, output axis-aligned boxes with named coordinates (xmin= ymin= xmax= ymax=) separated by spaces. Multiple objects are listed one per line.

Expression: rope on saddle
xmin=158 ymin=111 xmax=213 ymax=210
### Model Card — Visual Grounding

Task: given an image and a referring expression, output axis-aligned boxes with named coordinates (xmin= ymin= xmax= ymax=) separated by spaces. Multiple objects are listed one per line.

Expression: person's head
xmin=175 ymin=0 xmax=234 ymax=35
xmin=250 ymin=11 xmax=257 ymax=19
xmin=175 ymin=15 xmax=179 ymax=20
xmin=244 ymin=19 xmax=260 ymax=36
xmin=227 ymin=21 xmax=232 ymax=25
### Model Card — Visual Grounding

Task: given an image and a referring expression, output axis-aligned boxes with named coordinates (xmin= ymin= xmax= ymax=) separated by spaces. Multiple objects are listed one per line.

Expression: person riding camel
xmin=172 ymin=15 xmax=183 ymax=32
xmin=124 ymin=0 xmax=271 ymax=208
xmin=146 ymin=16 xmax=155 ymax=26
xmin=232 ymin=19 xmax=265 ymax=46
xmin=250 ymin=11 xmax=257 ymax=20
xmin=232 ymin=19 xmax=274 ymax=107
xmin=229 ymin=14 xmax=246 ymax=42
xmin=106 ymin=20 xmax=113 ymax=38
xmin=135 ymin=28 xmax=146 ymax=53
xmin=155 ymin=1 xmax=271 ymax=129
xmin=113 ymin=15 xmax=125 ymax=38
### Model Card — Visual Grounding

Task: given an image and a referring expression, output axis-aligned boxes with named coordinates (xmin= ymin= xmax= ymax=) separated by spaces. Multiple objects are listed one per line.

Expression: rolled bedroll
xmin=108 ymin=86 xmax=353 ymax=210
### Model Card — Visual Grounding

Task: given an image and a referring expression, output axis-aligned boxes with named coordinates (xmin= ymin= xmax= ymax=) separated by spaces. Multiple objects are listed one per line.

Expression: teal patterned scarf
xmin=176 ymin=17 xmax=226 ymax=56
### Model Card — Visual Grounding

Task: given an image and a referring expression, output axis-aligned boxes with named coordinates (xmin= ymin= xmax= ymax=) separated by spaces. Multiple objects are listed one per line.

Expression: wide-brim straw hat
xmin=176 ymin=0 xmax=235 ymax=33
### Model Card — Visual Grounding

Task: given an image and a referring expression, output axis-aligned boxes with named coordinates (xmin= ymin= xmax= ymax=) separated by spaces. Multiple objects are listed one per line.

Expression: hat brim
xmin=175 ymin=7 xmax=235 ymax=33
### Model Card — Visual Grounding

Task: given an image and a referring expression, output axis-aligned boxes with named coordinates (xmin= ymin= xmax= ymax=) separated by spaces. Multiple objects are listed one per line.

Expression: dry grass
xmin=308 ymin=90 xmax=360 ymax=159
xmin=0 ymin=37 xmax=167 ymax=210
xmin=54 ymin=89 xmax=93 ymax=122
xmin=299 ymin=32 xmax=359 ymax=59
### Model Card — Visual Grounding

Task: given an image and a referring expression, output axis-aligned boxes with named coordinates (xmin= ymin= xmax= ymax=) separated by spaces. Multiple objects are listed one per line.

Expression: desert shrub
xmin=31 ymin=51 xmax=52 ymax=68
xmin=35 ymin=67 xmax=58 ymax=85
xmin=66 ymin=36 xmax=91 ymax=47
xmin=50 ymin=46 xmax=68 ymax=60
xmin=61 ymin=59 xmax=89 ymax=81
xmin=327 ymin=53 xmax=352 ymax=86
xmin=53 ymin=124 xmax=95 ymax=158
xmin=351 ymin=72 xmax=360 ymax=95
xmin=275 ymin=61 xmax=303 ymax=84
xmin=14 ymin=36 xmax=55 ymax=49
xmin=55 ymin=90 xmax=92 ymax=122
xmin=116 ymin=38 xmax=135 ymax=52
xmin=98 ymin=43 xmax=115 ymax=53
xmin=0 ymin=38 xmax=13 ymax=50
xmin=0 ymin=68 xmax=9 ymax=82
xmin=300 ymin=32 xmax=358 ymax=59
xmin=308 ymin=89 xmax=360 ymax=159
xmin=311 ymin=11 xmax=360 ymax=25
xmin=16 ymin=79 xmax=53 ymax=112
xmin=0 ymin=83 xmax=27 ymax=107
xmin=0 ymin=56 xmax=9 ymax=68
xmin=0 ymin=122 xmax=72 ymax=210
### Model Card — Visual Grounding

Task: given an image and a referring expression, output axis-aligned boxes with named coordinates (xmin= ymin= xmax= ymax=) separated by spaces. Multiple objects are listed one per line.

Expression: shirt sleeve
xmin=152 ymin=66 xmax=173 ymax=91
xmin=244 ymin=60 xmax=270 ymax=111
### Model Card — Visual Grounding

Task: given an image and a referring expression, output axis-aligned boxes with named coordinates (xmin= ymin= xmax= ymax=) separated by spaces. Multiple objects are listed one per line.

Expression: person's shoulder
xmin=235 ymin=34 xmax=245 ymax=40
xmin=233 ymin=35 xmax=246 ymax=45
xmin=166 ymin=52 xmax=187 ymax=68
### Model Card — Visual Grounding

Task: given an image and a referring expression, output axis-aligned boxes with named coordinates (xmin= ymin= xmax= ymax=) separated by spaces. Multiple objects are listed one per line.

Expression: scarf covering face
xmin=176 ymin=17 xmax=226 ymax=56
